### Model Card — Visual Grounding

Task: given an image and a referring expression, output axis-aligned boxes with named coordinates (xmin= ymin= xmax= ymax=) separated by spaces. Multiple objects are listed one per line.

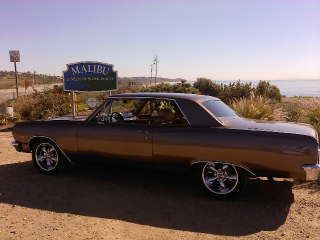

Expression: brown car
xmin=12 ymin=92 xmax=320 ymax=198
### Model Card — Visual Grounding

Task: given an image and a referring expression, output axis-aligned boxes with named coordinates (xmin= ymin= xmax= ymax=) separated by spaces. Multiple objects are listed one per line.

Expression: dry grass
xmin=232 ymin=95 xmax=274 ymax=120
xmin=281 ymin=97 xmax=320 ymax=133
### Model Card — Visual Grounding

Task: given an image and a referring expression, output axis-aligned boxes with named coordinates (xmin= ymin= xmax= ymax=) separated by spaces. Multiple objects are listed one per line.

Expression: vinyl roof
xmin=110 ymin=92 xmax=219 ymax=102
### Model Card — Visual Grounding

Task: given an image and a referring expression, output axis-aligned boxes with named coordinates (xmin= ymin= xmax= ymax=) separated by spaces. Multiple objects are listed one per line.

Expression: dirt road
xmin=0 ymin=83 xmax=62 ymax=103
xmin=0 ymin=130 xmax=319 ymax=240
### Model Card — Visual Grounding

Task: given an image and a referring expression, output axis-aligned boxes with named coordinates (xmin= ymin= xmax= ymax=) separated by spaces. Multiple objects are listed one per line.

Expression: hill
xmin=0 ymin=71 xmax=185 ymax=89
xmin=0 ymin=71 xmax=62 ymax=89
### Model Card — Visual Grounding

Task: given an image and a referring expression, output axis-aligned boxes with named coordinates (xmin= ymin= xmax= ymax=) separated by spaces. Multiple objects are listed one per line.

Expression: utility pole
xmin=33 ymin=70 xmax=36 ymax=86
xmin=150 ymin=64 xmax=153 ymax=86
xmin=153 ymin=55 xmax=159 ymax=85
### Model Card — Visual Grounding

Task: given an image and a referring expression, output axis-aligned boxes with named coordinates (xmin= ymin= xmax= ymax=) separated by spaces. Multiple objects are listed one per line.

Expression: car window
xmin=150 ymin=99 xmax=188 ymax=127
xmin=91 ymin=98 xmax=188 ymax=127
xmin=92 ymin=98 xmax=149 ymax=125
xmin=202 ymin=100 xmax=237 ymax=117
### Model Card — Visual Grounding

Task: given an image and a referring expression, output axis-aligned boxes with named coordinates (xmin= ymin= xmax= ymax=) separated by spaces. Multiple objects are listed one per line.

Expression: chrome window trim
xmin=103 ymin=96 xmax=192 ymax=127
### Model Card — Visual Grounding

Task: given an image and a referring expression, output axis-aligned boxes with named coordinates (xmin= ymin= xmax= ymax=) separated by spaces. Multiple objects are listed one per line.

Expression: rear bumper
xmin=11 ymin=141 xmax=29 ymax=152
xmin=302 ymin=164 xmax=320 ymax=181
xmin=301 ymin=148 xmax=320 ymax=181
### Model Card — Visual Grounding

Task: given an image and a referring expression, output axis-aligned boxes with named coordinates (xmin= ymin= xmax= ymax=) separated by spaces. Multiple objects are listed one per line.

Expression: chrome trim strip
xmin=28 ymin=136 xmax=74 ymax=164
xmin=191 ymin=160 xmax=256 ymax=176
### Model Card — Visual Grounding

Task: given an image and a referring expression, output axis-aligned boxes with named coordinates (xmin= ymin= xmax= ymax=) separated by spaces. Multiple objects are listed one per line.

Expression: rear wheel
xmin=196 ymin=162 xmax=248 ymax=199
xmin=32 ymin=141 xmax=64 ymax=174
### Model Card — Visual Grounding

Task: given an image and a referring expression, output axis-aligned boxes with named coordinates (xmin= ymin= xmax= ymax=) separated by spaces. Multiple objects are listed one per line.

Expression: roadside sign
xmin=86 ymin=97 xmax=99 ymax=109
xmin=9 ymin=50 xmax=20 ymax=62
xmin=63 ymin=61 xmax=117 ymax=91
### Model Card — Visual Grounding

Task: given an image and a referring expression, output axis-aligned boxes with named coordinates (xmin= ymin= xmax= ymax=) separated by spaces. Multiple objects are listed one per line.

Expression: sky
xmin=0 ymin=0 xmax=319 ymax=80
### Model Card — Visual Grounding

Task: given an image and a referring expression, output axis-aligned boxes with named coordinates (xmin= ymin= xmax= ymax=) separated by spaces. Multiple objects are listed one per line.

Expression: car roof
xmin=110 ymin=92 xmax=219 ymax=102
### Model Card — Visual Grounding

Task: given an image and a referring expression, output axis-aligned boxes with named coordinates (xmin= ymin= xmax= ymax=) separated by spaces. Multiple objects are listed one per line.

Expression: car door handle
xmin=138 ymin=129 xmax=151 ymax=141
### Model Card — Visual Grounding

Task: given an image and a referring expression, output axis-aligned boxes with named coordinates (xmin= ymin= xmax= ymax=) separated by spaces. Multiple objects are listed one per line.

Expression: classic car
xmin=12 ymin=92 xmax=320 ymax=198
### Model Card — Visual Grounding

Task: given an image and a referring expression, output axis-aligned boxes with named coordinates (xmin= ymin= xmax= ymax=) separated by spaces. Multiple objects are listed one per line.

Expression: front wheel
xmin=32 ymin=141 xmax=64 ymax=174
xmin=198 ymin=162 xmax=248 ymax=199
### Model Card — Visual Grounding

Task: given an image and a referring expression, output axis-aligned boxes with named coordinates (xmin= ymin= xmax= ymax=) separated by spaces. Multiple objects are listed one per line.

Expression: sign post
xmin=9 ymin=50 xmax=20 ymax=98
xmin=63 ymin=61 xmax=117 ymax=117
xmin=72 ymin=91 xmax=77 ymax=117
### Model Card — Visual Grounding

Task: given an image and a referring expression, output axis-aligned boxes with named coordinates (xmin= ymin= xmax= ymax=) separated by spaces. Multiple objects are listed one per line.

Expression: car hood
xmin=220 ymin=117 xmax=318 ymax=140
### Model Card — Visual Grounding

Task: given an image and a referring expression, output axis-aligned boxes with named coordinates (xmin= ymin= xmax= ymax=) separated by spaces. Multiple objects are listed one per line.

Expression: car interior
xmin=92 ymin=98 xmax=188 ymax=127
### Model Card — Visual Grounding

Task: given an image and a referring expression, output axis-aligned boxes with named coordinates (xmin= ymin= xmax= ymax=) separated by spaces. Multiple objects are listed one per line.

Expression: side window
xmin=151 ymin=99 xmax=188 ymax=127
xmin=91 ymin=98 xmax=149 ymax=125
xmin=91 ymin=101 xmax=111 ymax=125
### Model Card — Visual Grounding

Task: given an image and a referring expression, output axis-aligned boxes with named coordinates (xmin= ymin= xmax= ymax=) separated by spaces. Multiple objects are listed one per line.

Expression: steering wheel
xmin=110 ymin=112 xmax=124 ymax=122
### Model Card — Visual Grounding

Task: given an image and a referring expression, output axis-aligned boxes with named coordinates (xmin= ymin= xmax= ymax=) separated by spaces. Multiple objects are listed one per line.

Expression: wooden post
xmin=72 ymin=91 xmax=77 ymax=117
xmin=14 ymin=62 xmax=19 ymax=98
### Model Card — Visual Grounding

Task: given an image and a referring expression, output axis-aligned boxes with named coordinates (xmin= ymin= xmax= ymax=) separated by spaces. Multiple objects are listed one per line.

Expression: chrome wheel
xmin=202 ymin=162 xmax=239 ymax=195
xmin=35 ymin=143 xmax=59 ymax=172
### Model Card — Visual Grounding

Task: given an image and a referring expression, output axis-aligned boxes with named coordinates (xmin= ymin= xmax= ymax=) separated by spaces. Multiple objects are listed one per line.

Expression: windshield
xmin=202 ymin=100 xmax=237 ymax=117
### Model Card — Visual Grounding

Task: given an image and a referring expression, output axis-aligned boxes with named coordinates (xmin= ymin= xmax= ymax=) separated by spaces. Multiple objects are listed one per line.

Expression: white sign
xmin=9 ymin=50 xmax=20 ymax=62
xmin=86 ymin=97 xmax=99 ymax=109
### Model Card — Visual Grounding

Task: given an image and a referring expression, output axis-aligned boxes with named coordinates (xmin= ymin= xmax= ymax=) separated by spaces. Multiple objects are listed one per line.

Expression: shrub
xmin=255 ymin=80 xmax=282 ymax=102
xmin=231 ymin=95 xmax=274 ymax=120
xmin=14 ymin=87 xmax=72 ymax=120
xmin=142 ymin=81 xmax=199 ymax=94
xmin=0 ymin=114 xmax=16 ymax=125
xmin=306 ymin=107 xmax=320 ymax=133
xmin=283 ymin=102 xmax=302 ymax=122
xmin=193 ymin=78 xmax=282 ymax=103
xmin=194 ymin=78 xmax=255 ymax=104
xmin=219 ymin=81 xmax=254 ymax=104
xmin=193 ymin=78 xmax=220 ymax=96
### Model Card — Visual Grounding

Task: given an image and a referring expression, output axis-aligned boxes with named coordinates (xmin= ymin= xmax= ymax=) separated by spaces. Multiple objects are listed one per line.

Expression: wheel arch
xmin=191 ymin=160 xmax=256 ymax=177
xmin=28 ymin=136 xmax=73 ymax=164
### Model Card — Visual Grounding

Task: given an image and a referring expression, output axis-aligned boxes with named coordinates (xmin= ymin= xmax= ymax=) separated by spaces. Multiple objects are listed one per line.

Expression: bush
xmin=0 ymin=114 xmax=16 ymax=125
xmin=231 ymin=95 xmax=274 ymax=120
xmin=14 ymin=86 xmax=72 ymax=120
xmin=255 ymin=80 xmax=282 ymax=102
xmin=194 ymin=78 xmax=254 ymax=104
xmin=193 ymin=78 xmax=281 ymax=103
xmin=306 ymin=108 xmax=320 ymax=133
xmin=283 ymin=102 xmax=302 ymax=122
xmin=142 ymin=81 xmax=199 ymax=94
xmin=193 ymin=78 xmax=220 ymax=95
xmin=220 ymin=81 xmax=254 ymax=104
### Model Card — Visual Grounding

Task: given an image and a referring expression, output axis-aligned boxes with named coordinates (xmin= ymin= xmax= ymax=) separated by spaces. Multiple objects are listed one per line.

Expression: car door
xmin=76 ymin=98 xmax=152 ymax=162
xmin=149 ymin=99 xmax=192 ymax=166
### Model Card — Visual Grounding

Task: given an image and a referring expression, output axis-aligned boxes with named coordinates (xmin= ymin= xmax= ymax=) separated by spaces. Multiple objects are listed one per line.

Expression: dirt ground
xmin=0 ymin=130 xmax=320 ymax=240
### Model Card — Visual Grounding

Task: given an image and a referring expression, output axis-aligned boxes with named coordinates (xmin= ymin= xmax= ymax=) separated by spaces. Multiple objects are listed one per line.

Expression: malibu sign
xmin=63 ymin=61 xmax=117 ymax=91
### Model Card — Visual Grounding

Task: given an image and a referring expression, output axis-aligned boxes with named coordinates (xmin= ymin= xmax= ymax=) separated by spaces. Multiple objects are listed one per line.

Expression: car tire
xmin=194 ymin=162 xmax=248 ymax=199
xmin=32 ymin=140 xmax=64 ymax=174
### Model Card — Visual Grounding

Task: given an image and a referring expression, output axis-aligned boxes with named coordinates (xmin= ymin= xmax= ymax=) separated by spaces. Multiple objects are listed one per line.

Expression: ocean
xmin=213 ymin=80 xmax=320 ymax=97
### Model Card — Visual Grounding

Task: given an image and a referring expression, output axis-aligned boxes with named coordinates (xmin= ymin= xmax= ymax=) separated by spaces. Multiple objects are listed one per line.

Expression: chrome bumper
xmin=302 ymin=149 xmax=320 ymax=181
xmin=11 ymin=140 xmax=29 ymax=152
xmin=303 ymin=164 xmax=320 ymax=181
xmin=12 ymin=140 xmax=22 ymax=151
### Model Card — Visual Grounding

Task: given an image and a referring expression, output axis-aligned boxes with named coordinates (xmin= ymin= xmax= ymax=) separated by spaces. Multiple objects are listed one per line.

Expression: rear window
xmin=202 ymin=100 xmax=237 ymax=117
